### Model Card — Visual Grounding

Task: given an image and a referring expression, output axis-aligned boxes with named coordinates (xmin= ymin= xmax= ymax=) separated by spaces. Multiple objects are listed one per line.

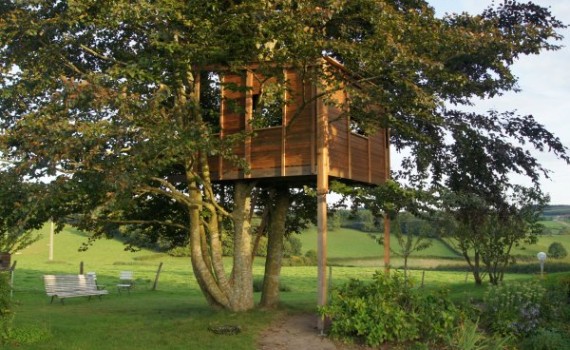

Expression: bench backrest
xmin=43 ymin=274 xmax=98 ymax=294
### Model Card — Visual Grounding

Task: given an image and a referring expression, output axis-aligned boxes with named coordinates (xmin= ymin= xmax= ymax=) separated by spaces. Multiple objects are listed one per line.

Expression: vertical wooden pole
xmin=49 ymin=220 xmax=54 ymax=261
xmin=383 ymin=128 xmax=391 ymax=273
xmin=316 ymin=79 xmax=329 ymax=333
xmin=152 ymin=262 xmax=164 ymax=291
xmin=384 ymin=216 xmax=390 ymax=273
xmin=244 ymin=70 xmax=253 ymax=178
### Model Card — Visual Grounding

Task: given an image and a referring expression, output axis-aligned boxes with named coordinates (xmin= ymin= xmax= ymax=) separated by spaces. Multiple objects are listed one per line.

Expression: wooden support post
xmin=49 ymin=220 xmax=54 ymax=261
xmin=383 ymin=128 xmax=391 ymax=274
xmin=384 ymin=215 xmax=390 ymax=274
xmin=316 ymin=80 xmax=329 ymax=333
xmin=79 ymin=261 xmax=84 ymax=275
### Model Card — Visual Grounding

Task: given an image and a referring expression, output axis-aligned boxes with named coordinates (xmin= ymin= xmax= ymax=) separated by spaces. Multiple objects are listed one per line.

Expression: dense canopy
xmin=1 ymin=0 xmax=568 ymax=310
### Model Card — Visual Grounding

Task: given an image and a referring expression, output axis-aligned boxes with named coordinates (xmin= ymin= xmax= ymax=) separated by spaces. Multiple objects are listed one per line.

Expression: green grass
xmin=538 ymin=220 xmax=570 ymax=235
xmin=4 ymin=224 xmax=570 ymax=349
xmin=298 ymin=226 xmax=460 ymax=259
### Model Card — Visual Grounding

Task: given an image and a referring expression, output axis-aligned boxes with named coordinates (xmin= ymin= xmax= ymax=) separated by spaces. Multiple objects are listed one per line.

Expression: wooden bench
xmin=43 ymin=274 xmax=109 ymax=304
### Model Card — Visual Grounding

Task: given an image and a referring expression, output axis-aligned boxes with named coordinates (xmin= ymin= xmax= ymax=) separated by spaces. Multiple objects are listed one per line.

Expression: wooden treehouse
xmin=205 ymin=57 xmax=389 ymax=186
xmin=202 ymin=57 xmax=390 ymax=329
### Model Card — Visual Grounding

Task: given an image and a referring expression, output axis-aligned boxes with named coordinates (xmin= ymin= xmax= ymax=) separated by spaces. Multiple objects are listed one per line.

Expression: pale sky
xmin=425 ymin=0 xmax=570 ymax=204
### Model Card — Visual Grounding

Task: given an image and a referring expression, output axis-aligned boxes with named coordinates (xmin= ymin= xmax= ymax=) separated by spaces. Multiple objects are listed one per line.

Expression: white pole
xmin=49 ymin=220 xmax=54 ymax=261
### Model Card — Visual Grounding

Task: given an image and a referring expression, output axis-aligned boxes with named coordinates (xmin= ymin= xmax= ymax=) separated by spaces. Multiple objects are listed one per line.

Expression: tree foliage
xmin=1 ymin=0 xmax=568 ymax=309
xmin=547 ymin=242 xmax=568 ymax=259
xmin=0 ymin=171 xmax=47 ymax=253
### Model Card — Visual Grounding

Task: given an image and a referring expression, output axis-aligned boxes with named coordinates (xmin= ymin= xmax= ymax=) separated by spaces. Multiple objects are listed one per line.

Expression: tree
xmin=1 ymin=0 xmax=568 ymax=310
xmin=439 ymin=186 xmax=547 ymax=285
xmin=391 ymin=212 xmax=433 ymax=280
xmin=357 ymin=180 xmax=435 ymax=277
xmin=548 ymin=242 xmax=568 ymax=259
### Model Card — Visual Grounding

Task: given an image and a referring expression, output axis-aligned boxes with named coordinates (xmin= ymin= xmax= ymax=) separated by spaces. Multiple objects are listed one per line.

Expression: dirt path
xmin=256 ymin=313 xmax=372 ymax=350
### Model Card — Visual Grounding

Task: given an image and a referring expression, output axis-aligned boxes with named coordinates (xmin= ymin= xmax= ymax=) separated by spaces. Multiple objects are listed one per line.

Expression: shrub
xmin=446 ymin=319 xmax=512 ymax=350
xmin=0 ymin=272 xmax=14 ymax=345
xmin=482 ymin=281 xmax=546 ymax=337
xmin=320 ymin=271 xmax=462 ymax=347
xmin=283 ymin=236 xmax=302 ymax=257
xmin=547 ymin=242 xmax=568 ymax=259
xmin=518 ymin=328 xmax=570 ymax=350
xmin=282 ymin=255 xmax=316 ymax=266
xmin=167 ymin=246 xmax=190 ymax=257
xmin=304 ymin=249 xmax=318 ymax=264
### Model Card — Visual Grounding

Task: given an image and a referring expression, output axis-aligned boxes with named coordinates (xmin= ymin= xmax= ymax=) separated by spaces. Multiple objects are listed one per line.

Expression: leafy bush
xmin=0 ymin=272 xmax=14 ymax=345
xmin=446 ymin=319 xmax=512 ymax=350
xmin=518 ymin=328 xmax=570 ymax=350
xmin=320 ymin=271 xmax=462 ymax=347
xmin=482 ymin=281 xmax=546 ymax=337
xmin=284 ymin=236 xmax=302 ymax=257
xmin=167 ymin=246 xmax=190 ymax=257
xmin=304 ymin=249 xmax=317 ymax=264
xmin=547 ymin=242 xmax=568 ymax=259
xmin=282 ymin=255 xmax=316 ymax=266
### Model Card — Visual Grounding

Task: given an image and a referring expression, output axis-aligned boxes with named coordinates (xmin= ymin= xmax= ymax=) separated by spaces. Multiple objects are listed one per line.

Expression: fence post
xmin=79 ymin=261 xmax=84 ymax=275
xmin=152 ymin=262 xmax=163 ymax=291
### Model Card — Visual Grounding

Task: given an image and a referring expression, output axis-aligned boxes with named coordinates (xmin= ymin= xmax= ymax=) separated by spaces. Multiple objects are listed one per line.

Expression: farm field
xmin=3 ymin=223 xmax=570 ymax=349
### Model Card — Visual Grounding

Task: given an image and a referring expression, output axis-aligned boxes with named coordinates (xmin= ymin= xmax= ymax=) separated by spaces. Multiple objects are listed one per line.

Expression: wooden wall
xmin=208 ymin=63 xmax=388 ymax=186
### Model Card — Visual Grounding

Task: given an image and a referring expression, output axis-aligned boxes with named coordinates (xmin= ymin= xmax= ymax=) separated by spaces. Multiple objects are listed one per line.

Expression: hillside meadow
xmin=2 ymin=223 xmax=569 ymax=349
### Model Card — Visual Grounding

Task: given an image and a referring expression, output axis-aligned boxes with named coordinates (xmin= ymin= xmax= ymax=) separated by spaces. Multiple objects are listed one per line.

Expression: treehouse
xmin=201 ymin=57 xmax=390 ymax=329
xmin=204 ymin=57 xmax=390 ymax=187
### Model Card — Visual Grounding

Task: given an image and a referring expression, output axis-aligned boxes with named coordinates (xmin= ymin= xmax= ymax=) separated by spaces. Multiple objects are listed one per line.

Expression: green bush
xmin=304 ymin=249 xmax=318 ymax=264
xmin=482 ymin=281 xmax=546 ymax=337
xmin=320 ymin=271 xmax=462 ymax=347
xmin=446 ymin=319 xmax=512 ymax=350
xmin=283 ymin=236 xmax=302 ymax=257
xmin=282 ymin=255 xmax=316 ymax=266
xmin=518 ymin=328 xmax=570 ymax=350
xmin=547 ymin=242 xmax=568 ymax=259
xmin=0 ymin=272 xmax=14 ymax=345
xmin=167 ymin=246 xmax=190 ymax=257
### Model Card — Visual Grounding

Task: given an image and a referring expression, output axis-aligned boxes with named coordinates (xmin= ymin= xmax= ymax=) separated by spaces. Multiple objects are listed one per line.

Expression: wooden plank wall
xmin=208 ymin=64 xmax=388 ymax=185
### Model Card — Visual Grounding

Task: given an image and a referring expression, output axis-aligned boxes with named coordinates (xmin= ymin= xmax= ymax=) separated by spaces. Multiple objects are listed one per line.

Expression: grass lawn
xmin=3 ymin=224 xmax=568 ymax=349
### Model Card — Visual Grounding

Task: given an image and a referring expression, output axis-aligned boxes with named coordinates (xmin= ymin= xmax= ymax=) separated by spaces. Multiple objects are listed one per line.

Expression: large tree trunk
xmin=187 ymin=182 xmax=232 ymax=309
xmin=260 ymin=185 xmax=290 ymax=309
xmin=229 ymin=181 xmax=256 ymax=311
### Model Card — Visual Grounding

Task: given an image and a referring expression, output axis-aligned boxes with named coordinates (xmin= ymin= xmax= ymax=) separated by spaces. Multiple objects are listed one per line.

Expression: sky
xmin=423 ymin=0 xmax=570 ymax=204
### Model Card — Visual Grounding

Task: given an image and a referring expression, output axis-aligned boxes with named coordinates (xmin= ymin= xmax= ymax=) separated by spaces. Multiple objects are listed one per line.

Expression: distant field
xmin=538 ymin=220 xmax=570 ymax=235
xmin=297 ymin=225 xmax=460 ymax=259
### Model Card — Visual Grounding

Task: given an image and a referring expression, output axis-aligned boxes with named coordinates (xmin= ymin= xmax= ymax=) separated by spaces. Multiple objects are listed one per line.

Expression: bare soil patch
xmin=257 ymin=313 xmax=374 ymax=350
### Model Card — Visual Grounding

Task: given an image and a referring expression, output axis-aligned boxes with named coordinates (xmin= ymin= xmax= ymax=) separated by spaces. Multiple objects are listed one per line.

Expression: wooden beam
xmin=281 ymin=68 xmax=287 ymax=177
xmin=245 ymin=71 xmax=253 ymax=178
xmin=384 ymin=128 xmax=391 ymax=273
xmin=316 ymin=82 xmax=329 ymax=332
